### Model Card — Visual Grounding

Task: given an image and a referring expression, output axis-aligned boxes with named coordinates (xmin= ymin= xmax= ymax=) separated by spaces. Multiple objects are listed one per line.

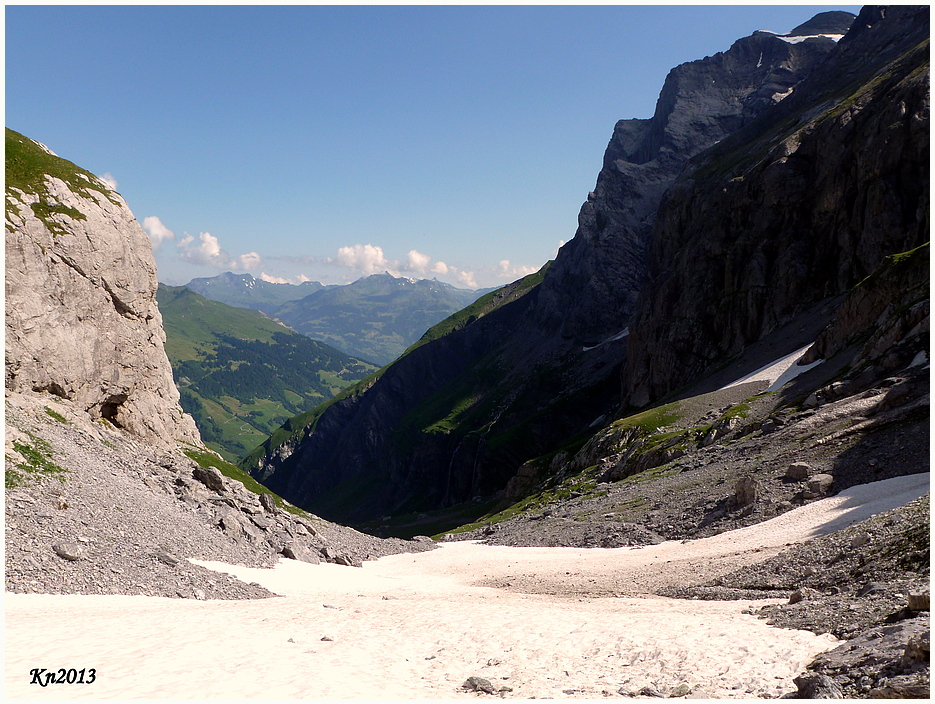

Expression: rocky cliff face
xmin=626 ymin=5 xmax=929 ymax=408
xmin=532 ymin=10 xmax=854 ymax=344
xmin=5 ymin=129 xmax=200 ymax=446
xmin=245 ymin=11 xmax=856 ymax=524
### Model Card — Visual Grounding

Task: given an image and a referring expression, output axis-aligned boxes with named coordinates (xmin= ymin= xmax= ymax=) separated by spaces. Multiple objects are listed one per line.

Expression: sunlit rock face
xmin=5 ymin=129 xmax=200 ymax=447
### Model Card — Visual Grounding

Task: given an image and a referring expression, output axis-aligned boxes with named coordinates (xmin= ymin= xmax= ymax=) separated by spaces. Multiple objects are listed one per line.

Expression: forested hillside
xmin=157 ymin=284 xmax=376 ymax=460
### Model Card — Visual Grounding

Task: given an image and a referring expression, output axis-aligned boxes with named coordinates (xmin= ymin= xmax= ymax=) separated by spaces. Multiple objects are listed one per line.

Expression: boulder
xmin=192 ymin=466 xmax=225 ymax=493
xmin=907 ymin=592 xmax=930 ymax=612
xmin=734 ymin=476 xmax=760 ymax=507
xmin=794 ymin=673 xmax=845 ymax=699
xmin=463 ymin=677 xmax=496 ymax=694
xmin=259 ymin=493 xmax=278 ymax=513
xmin=281 ymin=544 xmax=320 ymax=564
xmin=804 ymin=473 xmax=834 ymax=498
xmin=786 ymin=462 xmax=812 ymax=481
xmin=789 ymin=587 xmax=820 ymax=604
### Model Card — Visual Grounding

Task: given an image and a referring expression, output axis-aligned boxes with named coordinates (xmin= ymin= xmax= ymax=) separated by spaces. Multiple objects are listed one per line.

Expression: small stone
xmin=155 ymin=550 xmax=180 ymax=567
xmin=857 ymin=582 xmax=886 ymax=598
xmin=638 ymin=685 xmax=666 ymax=697
xmin=670 ymin=683 xmax=692 ymax=697
xmin=52 ymin=542 xmax=83 ymax=561
xmin=259 ymin=493 xmax=278 ymax=513
xmin=849 ymin=531 xmax=871 ymax=548
xmin=193 ymin=588 xmax=206 ymax=600
xmin=907 ymin=592 xmax=930 ymax=611
xmin=789 ymin=587 xmax=819 ymax=604
xmin=320 ymin=636 xmax=334 ymax=642
xmin=734 ymin=476 xmax=760 ymax=506
xmin=463 ymin=676 xmax=496 ymax=694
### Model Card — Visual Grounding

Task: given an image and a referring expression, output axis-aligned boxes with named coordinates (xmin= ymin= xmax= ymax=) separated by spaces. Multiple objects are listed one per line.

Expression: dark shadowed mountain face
xmin=242 ymin=10 xmax=869 ymax=527
xmin=530 ymin=14 xmax=853 ymax=346
xmin=625 ymin=4 xmax=930 ymax=408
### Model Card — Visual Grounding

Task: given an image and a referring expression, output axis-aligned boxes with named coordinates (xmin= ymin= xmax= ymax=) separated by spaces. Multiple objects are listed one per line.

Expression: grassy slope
xmin=241 ymin=266 xmax=549 ymax=473
xmin=157 ymin=285 xmax=376 ymax=462
xmin=5 ymin=128 xmax=120 ymax=235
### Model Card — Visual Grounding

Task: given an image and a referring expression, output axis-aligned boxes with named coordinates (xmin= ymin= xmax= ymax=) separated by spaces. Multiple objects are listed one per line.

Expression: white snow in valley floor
xmin=722 ymin=343 xmax=823 ymax=392
xmin=5 ymin=473 xmax=929 ymax=700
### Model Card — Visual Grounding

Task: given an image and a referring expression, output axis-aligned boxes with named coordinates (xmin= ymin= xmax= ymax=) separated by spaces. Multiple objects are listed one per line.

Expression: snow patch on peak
xmin=777 ymin=33 xmax=844 ymax=44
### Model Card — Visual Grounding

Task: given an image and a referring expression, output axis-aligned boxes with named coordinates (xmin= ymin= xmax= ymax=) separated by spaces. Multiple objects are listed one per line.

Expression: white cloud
xmin=455 ymin=269 xmax=478 ymax=289
xmin=142 ymin=216 xmax=175 ymax=250
xmin=406 ymin=249 xmax=432 ymax=274
xmin=99 ymin=172 xmax=118 ymax=190
xmin=175 ymin=231 xmax=262 ymax=271
xmin=431 ymin=261 xmax=449 ymax=275
xmin=235 ymin=251 xmax=262 ymax=271
xmin=496 ymin=259 xmax=539 ymax=279
xmin=259 ymin=272 xmax=312 ymax=285
xmin=336 ymin=243 xmax=396 ymax=275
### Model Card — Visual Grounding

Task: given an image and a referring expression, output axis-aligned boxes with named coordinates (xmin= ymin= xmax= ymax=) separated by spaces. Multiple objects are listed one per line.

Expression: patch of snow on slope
xmin=778 ymin=33 xmax=845 ymax=44
xmin=583 ymin=328 xmax=629 ymax=352
xmin=722 ymin=343 xmax=823 ymax=392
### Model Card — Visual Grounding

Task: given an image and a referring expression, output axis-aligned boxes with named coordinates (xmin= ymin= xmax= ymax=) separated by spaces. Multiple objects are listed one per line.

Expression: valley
xmin=5 ymin=5 xmax=930 ymax=700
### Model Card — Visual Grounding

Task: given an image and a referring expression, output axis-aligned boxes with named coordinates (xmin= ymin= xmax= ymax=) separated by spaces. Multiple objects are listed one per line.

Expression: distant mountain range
xmin=156 ymin=284 xmax=377 ymax=461
xmin=184 ymin=272 xmax=494 ymax=365
xmin=185 ymin=271 xmax=328 ymax=314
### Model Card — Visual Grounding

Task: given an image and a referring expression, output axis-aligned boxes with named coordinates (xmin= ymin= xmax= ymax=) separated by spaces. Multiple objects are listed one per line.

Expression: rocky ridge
xmin=626 ymin=4 xmax=929 ymax=408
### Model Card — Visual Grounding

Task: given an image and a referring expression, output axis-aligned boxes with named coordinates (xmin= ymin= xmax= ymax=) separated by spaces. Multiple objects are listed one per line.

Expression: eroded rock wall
xmin=5 ymin=129 xmax=200 ymax=446
xmin=626 ymin=5 xmax=930 ymax=408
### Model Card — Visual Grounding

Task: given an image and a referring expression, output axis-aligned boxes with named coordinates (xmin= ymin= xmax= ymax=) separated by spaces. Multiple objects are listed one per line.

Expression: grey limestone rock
xmin=52 ymin=541 xmax=83 ymax=561
xmin=192 ymin=465 xmax=225 ymax=493
xmin=805 ymin=474 xmax=835 ymax=499
xmin=5 ymin=130 xmax=200 ymax=448
xmin=463 ymin=676 xmax=496 ymax=694
xmin=786 ymin=462 xmax=812 ymax=481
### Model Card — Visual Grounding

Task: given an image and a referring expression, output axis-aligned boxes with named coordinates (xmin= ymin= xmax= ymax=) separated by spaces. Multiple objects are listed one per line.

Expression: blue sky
xmin=6 ymin=3 xmax=860 ymax=288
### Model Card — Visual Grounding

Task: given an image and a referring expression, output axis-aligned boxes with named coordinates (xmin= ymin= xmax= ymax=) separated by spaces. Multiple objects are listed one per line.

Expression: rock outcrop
xmin=5 ymin=128 xmax=200 ymax=446
xmin=244 ymin=10 xmax=855 ymax=524
xmin=626 ymin=5 xmax=929 ymax=407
